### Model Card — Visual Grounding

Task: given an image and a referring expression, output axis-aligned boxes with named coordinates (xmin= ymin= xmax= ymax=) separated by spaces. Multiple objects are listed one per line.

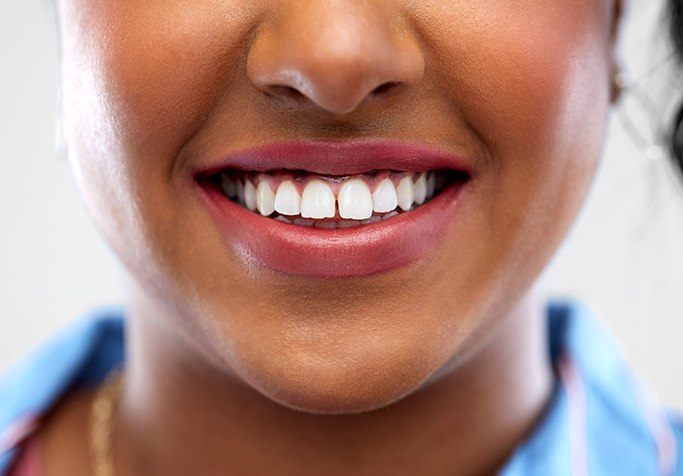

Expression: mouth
xmin=194 ymin=139 xmax=473 ymax=278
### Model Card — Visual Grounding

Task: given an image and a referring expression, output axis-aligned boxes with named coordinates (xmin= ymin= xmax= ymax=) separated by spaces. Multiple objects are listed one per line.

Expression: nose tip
xmin=247 ymin=2 xmax=424 ymax=115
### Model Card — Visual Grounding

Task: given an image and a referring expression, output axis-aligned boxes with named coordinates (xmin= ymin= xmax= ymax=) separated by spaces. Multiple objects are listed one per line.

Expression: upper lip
xmin=194 ymin=138 xmax=474 ymax=177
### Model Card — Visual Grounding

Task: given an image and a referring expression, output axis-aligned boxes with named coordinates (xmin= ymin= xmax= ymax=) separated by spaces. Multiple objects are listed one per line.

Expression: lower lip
xmin=195 ymin=178 xmax=471 ymax=278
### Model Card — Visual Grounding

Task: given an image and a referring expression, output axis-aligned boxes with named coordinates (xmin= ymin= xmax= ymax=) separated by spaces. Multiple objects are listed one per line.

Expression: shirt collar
xmin=501 ymin=299 xmax=679 ymax=476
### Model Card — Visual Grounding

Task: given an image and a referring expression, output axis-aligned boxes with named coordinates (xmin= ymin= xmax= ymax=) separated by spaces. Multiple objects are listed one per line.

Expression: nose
xmin=247 ymin=1 xmax=425 ymax=115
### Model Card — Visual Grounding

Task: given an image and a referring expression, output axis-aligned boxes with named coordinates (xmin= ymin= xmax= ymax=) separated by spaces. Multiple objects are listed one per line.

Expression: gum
xmin=224 ymin=170 xmax=432 ymax=195
xmin=272 ymin=210 xmax=402 ymax=228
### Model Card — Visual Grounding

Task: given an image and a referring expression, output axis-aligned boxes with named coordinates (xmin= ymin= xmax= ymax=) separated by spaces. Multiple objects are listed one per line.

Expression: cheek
xmin=57 ymin=1 xmax=255 ymax=271
xmin=409 ymin=1 xmax=613 ymax=328
xmin=431 ymin=0 xmax=611 ymax=250
xmin=434 ymin=1 xmax=612 ymax=168
xmin=493 ymin=16 xmax=610 ymax=271
xmin=59 ymin=0 xmax=253 ymax=170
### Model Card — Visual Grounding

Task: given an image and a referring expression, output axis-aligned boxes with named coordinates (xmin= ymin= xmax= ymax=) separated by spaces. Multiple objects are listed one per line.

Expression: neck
xmin=116 ymin=286 xmax=553 ymax=476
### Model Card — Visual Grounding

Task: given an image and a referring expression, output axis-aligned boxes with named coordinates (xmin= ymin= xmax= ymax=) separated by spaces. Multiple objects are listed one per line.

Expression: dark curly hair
xmin=670 ymin=0 xmax=683 ymax=173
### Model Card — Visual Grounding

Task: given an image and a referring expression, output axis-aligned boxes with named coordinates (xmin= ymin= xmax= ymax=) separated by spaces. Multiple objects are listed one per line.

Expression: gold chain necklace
xmin=89 ymin=368 xmax=124 ymax=476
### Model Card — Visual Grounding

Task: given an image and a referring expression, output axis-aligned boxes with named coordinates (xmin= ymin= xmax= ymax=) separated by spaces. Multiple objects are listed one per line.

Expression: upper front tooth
xmin=413 ymin=173 xmax=427 ymax=205
xmin=244 ymin=180 xmax=257 ymax=211
xmin=396 ymin=176 xmax=414 ymax=211
xmin=338 ymin=179 xmax=373 ymax=220
xmin=274 ymin=181 xmax=301 ymax=216
xmin=256 ymin=181 xmax=275 ymax=216
xmin=301 ymin=180 xmax=335 ymax=219
xmin=372 ymin=179 xmax=398 ymax=213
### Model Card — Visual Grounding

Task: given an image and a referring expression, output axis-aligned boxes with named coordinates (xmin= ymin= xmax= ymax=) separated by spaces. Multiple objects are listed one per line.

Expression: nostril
xmin=266 ymin=84 xmax=306 ymax=102
xmin=370 ymin=81 xmax=400 ymax=97
xmin=268 ymin=81 xmax=400 ymax=104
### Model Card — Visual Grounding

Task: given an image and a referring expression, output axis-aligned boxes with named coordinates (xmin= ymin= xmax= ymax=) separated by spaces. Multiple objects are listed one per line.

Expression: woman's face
xmin=56 ymin=0 xmax=621 ymax=412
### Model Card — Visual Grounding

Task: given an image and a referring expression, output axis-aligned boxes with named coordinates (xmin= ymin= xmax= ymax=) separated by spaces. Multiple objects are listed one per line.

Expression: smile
xmin=211 ymin=168 xmax=464 ymax=227
xmin=194 ymin=139 xmax=474 ymax=278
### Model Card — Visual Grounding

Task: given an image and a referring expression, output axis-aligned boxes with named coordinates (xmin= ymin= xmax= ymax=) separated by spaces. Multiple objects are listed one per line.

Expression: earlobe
xmin=609 ymin=65 xmax=630 ymax=104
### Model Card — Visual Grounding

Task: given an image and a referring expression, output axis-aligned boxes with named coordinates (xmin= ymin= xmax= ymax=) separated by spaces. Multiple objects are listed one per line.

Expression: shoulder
xmin=511 ymin=299 xmax=683 ymax=476
xmin=0 ymin=307 xmax=126 ymax=475
xmin=668 ymin=412 xmax=683 ymax=475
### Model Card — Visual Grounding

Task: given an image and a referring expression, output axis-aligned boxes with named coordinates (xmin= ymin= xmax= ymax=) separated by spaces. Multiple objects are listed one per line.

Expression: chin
xmin=233 ymin=342 xmax=436 ymax=415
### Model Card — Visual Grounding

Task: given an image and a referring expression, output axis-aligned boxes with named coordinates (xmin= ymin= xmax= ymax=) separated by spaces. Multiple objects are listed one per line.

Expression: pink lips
xmin=194 ymin=139 xmax=473 ymax=278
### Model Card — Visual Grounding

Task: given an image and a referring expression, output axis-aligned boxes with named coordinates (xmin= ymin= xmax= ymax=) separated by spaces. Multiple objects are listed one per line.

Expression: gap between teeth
xmin=221 ymin=171 xmax=440 ymax=222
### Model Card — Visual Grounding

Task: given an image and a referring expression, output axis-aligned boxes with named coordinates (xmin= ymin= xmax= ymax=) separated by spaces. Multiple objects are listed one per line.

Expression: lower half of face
xmin=58 ymin=0 xmax=614 ymax=413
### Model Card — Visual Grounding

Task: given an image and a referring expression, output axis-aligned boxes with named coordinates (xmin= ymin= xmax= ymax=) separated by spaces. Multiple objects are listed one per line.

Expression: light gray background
xmin=2 ymin=1 xmax=682 ymax=408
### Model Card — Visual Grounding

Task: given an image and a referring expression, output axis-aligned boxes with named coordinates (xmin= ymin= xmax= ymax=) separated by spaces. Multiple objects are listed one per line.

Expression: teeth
xmin=361 ymin=215 xmax=382 ymax=225
xmin=338 ymin=220 xmax=358 ymax=229
xmin=427 ymin=172 xmax=436 ymax=199
xmin=244 ymin=180 xmax=257 ymax=211
xmin=396 ymin=176 xmax=414 ymax=211
xmin=256 ymin=181 xmax=275 ymax=216
xmin=301 ymin=180 xmax=336 ymax=219
xmin=338 ymin=179 xmax=373 ymax=220
xmin=413 ymin=173 xmax=427 ymax=205
xmin=226 ymin=171 xmax=448 ymax=224
xmin=372 ymin=179 xmax=398 ymax=213
xmin=234 ymin=180 xmax=245 ymax=205
xmin=221 ymin=176 xmax=237 ymax=198
xmin=294 ymin=217 xmax=315 ymax=226
xmin=274 ymin=181 xmax=301 ymax=216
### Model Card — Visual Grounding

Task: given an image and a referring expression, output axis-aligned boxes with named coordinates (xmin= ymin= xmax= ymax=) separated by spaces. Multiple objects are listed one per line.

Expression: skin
xmin=37 ymin=0 xmax=625 ymax=474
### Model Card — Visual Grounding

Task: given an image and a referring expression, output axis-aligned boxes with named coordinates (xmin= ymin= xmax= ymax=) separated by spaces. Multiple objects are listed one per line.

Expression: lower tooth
xmin=338 ymin=220 xmax=358 ymax=228
xmin=361 ymin=216 xmax=381 ymax=225
xmin=294 ymin=218 xmax=315 ymax=226
xmin=314 ymin=221 xmax=337 ymax=229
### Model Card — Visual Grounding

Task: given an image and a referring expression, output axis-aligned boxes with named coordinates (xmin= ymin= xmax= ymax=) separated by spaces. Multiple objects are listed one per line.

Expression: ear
xmin=609 ymin=0 xmax=628 ymax=104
